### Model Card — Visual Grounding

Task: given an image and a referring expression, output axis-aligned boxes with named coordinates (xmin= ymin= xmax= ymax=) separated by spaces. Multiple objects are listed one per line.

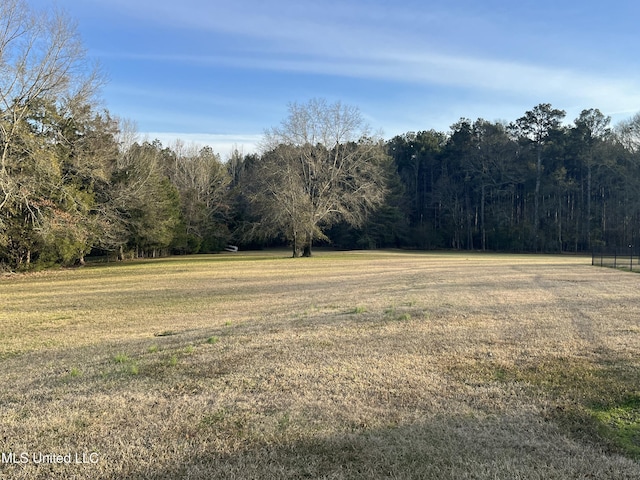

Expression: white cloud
xmin=84 ymin=0 xmax=640 ymax=134
xmin=190 ymin=50 xmax=640 ymax=118
xmin=99 ymin=33 xmax=640 ymax=122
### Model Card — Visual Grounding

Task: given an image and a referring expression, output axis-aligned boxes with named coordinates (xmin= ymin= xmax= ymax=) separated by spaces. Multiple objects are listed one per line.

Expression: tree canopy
xmin=240 ymin=99 xmax=389 ymax=257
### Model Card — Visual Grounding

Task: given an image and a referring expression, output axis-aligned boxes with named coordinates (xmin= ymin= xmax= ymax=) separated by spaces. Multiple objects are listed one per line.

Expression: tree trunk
xmin=587 ymin=162 xmax=592 ymax=249
xmin=292 ymin=231 xmax=301 ymax=257
xmin=534 ymin=146 xmax=542 ymax=250
xmin=302 ymin=232 xmax=312 ymax=257
xmin=480 ymin=182 xmax=486 ymax=251
xmin=557 ymin=193 xmax=562 ymax=251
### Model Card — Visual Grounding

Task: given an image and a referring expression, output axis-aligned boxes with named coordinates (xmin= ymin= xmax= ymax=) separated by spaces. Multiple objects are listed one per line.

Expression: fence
xmin=592 ymin=246 xmax=640 ymax=272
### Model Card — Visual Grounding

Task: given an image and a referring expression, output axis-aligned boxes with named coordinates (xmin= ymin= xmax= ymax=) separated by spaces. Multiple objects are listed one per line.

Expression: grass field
xmin=1 ymin=250 xmax=639 ymax=479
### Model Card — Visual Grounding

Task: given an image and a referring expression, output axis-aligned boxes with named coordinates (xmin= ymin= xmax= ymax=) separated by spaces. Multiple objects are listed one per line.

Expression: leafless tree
xmin=616 ymin=112 xmax=640 ymax=154
xmin=248 ymin=99 xmax=389 ymax=256
xmin=0 ymin=0 xmax=100 ymax=223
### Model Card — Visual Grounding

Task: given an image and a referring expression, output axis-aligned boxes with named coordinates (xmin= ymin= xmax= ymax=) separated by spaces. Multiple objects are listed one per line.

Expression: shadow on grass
xmin=548 ymin=355 xmax=640 ymax=460
xmin=451 ymin=348 xmax=640 ymax=462
xmin=3 ymin=411 xmax=639 ymax=479
xmin=114 ymin=413 xmax=640 ymax=480
xmin=2 ymin=338 xmax=640 ymax=480
xmin=588 ymin=395 xmax=640 ymax=458
xmin=2 ymin=306 xmax=640 ymax=480
xmin=84 ymin=251 xmax=309 ymax=268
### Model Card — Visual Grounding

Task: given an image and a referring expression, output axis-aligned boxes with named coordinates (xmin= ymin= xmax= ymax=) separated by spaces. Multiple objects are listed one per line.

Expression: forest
xmin=2 ymin=0 xmax=640 ymax=270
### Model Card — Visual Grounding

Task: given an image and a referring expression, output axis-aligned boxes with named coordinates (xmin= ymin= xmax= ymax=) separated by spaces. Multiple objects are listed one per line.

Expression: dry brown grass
xmin=1 ymin=250 xmax=639 ymax=479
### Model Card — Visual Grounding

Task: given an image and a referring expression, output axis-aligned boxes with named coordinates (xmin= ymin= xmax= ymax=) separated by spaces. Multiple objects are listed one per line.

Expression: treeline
xmin=3 ymin=1 xmax=640 ymax=271
xmin=3 ymin=98 xmax=640 ymax=271
xmin=384 ymin=106 xmax=640 ymax=253
xmin=0 ymin=106 xmax=232 ymax=269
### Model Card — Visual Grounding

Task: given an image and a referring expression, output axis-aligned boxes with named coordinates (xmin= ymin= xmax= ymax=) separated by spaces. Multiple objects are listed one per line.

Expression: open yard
xmin=1 ymin=250 xmax=639 ymax=479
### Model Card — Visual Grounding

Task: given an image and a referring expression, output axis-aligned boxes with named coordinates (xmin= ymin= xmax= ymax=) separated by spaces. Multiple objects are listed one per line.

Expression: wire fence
xmin=592 ymin=246 xmax=640 ymax=272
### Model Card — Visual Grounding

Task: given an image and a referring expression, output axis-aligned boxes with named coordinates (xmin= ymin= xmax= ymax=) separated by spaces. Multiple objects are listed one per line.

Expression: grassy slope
xmin=1 ymin=251 xmax=639 ymax=479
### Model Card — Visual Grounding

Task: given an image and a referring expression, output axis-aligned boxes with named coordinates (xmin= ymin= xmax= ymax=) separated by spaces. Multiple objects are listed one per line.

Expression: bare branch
xmin=247 ymin=99 xmax=388 ymax=256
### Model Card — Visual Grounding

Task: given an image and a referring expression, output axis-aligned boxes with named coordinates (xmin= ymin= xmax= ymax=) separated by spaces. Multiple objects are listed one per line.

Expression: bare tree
xmin=616 ymin=112 xmax=640 ymax=154
xmin=167 ymin=144 xmax=231 ymax=251
xmin=0 ymin=0 xmax=100 ymax=248
xmin=248 ymin=99 xmax=388 ymax=256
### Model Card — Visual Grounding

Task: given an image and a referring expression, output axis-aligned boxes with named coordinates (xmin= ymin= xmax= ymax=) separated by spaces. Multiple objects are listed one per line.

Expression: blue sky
xmin=30 ymin=0 xmax=640 ymax=158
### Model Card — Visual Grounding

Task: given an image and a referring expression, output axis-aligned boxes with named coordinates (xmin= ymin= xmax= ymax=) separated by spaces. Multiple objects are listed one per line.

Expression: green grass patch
xmin=457 ymin=356 xmax=640 ymax=458
xmin=588 ymin=396 xmax=640 ymax=457
xmin=113 ymin=353 xmax=129 ymax=364
xmin=63 ymin=367 xmax=82 ymax=380
xmin=384 ymin=306 xmax=414 ymax=322
xmin=111 ymin=352 xmax=141 ymax=376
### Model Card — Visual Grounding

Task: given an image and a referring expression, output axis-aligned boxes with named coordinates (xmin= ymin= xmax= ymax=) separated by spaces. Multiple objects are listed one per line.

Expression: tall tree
xmin=110 ymin=141 xmax=181 ymax=259
xmin=512 ymin=103 xmax=566 ymax=249
xmin=0 ymin=0 xmax=97 ymax=212
xmin=167 ymin=144 xmax=231 ymax=253
xmin=0 ymin=0 xmax=100 ymax=268
xmin=387 ymin=130 xmax=445 ymax=248
xmin=247 ymin=99 xmax=389 ymax=256
xmin=573 ymin=108 xmax=612 ymax=249
xmin=448 ymin=119 xmax=518 ymax=251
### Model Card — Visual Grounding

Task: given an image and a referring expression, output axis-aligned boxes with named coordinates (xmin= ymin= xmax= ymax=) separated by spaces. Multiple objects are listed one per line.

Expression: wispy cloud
xmin=80 ymin=0 xmax=640 ymax=138
xmin=93 ymin=0 xmax=640 ymax=118
xmin=105 ymin=47 xmax=640 ymax=119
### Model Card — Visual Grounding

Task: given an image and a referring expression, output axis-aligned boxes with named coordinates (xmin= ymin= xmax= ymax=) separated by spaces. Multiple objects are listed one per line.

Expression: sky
xmin=28 ymin=0 xmax=640 ymax=159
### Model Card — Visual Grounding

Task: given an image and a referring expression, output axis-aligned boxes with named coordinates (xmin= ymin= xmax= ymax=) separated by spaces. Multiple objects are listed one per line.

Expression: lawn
xmin=1 ymin=250 xmax=639 ymax=479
